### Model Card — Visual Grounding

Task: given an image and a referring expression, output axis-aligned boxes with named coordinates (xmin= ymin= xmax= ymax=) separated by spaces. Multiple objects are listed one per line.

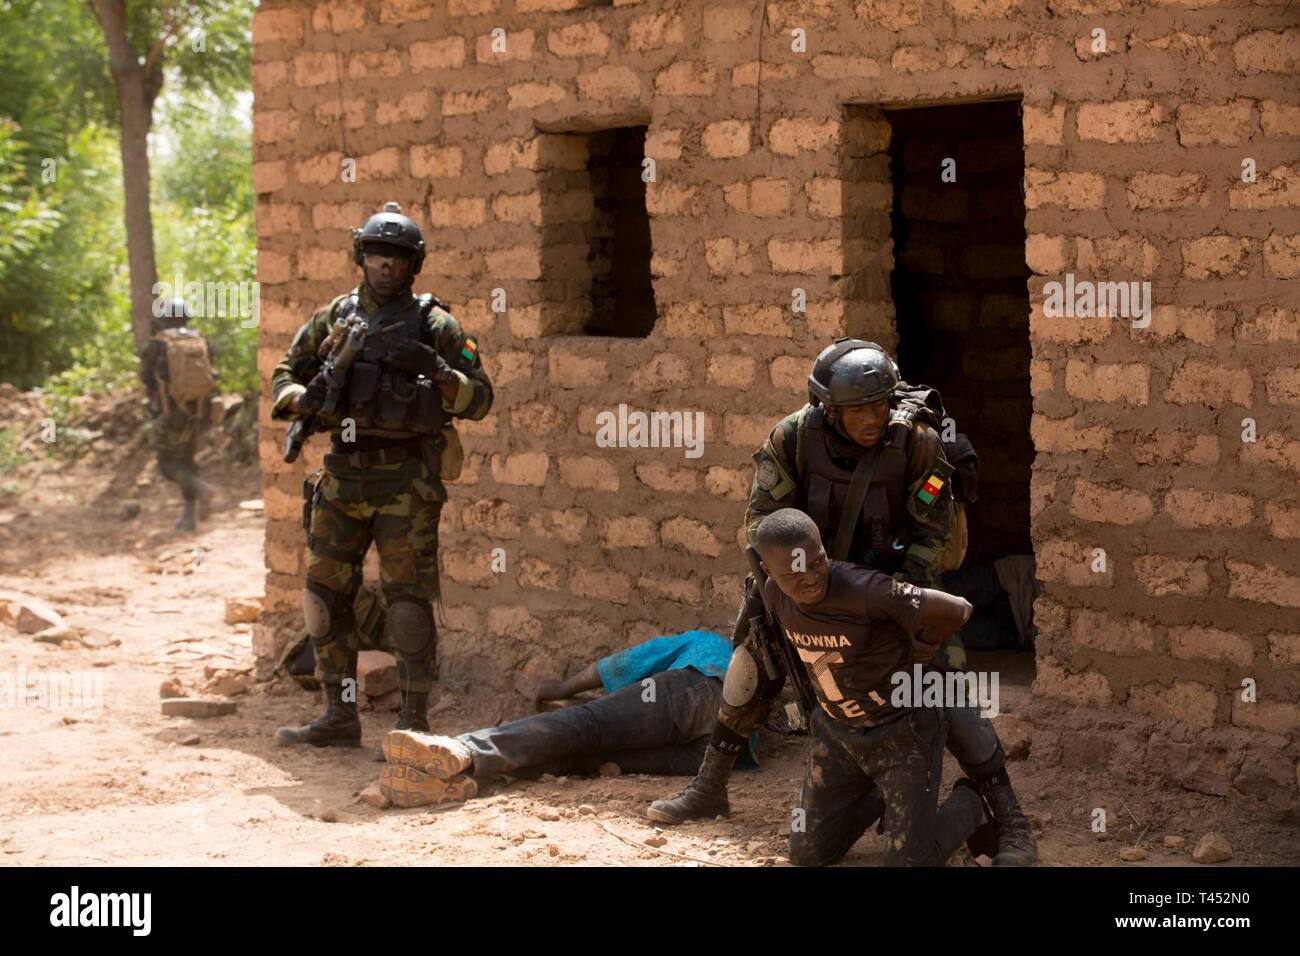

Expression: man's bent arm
xmin=534 ymin=662 xmax=601 ymax=708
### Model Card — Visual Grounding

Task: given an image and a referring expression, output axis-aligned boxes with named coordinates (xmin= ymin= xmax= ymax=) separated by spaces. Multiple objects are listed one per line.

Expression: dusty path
xmin=1 ymin=448 xmax=1295 ymax=867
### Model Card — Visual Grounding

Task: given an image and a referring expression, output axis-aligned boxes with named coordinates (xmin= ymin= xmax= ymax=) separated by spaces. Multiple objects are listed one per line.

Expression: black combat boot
xmin=645 ymin=744 xmax=736 ymax=824
xmin=953 ymin=778 xmax=999 ymax=860
xmin=175 ymin=498 xmax=197 ymax=532
xmin=275 ymin=681 xmax=361 ymax=747
xmin=978 ymin=769 xmax=1038 ymax=866
xmin=374 ymin=691 xmax=430 ymax=761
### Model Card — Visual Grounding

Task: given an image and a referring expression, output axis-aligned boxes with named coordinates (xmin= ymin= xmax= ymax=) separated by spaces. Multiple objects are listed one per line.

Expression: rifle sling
xmin=830 ymin=444 xmax=883 ymax=562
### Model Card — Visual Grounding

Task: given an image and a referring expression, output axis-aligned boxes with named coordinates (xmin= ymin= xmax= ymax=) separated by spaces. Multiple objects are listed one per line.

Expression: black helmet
xmin=154 ymin=298 xmax=192 ymax=329
xmin=807 ymin=338 xmax=900 ymax=406
xmin=352 ymin=201 xmax=426 ymax=274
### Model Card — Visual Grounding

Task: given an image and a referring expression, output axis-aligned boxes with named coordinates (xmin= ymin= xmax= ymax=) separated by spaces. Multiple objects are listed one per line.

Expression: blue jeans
xmin=457 ymin=668 xmax=720 ymax=778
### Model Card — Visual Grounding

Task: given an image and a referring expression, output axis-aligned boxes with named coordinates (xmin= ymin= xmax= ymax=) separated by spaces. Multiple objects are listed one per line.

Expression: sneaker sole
xmin=380 ymin=766 xmax=477 ymax=808
xmin=382 ymin=730 xmax=472 ymax=778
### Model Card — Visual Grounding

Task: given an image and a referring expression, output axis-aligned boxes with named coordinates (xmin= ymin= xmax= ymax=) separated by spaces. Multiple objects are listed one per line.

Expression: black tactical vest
xmin=797 ymin=405 xmax=909 ymax=571
xmin=316 ymin=293 xmax=447 ymax=438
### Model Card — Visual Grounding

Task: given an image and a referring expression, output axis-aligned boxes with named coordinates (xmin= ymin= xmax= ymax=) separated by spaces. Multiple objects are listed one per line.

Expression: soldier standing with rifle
xmin=270 ymin=203 xmax=493 ymax=751
xmin=648 ymin=338 xmax=1037 ymax=867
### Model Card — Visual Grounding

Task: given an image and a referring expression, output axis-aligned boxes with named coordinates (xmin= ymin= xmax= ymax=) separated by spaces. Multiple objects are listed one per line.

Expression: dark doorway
xmin=884 ymin=99 xmax=1035 ymax=669
xmin=885 ymin=99 xmax=1033 ymax=568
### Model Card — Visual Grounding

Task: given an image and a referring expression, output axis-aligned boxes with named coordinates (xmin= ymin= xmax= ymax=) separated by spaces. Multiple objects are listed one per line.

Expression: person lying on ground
xmin=377 ymin=629 xmax=759 ymax=808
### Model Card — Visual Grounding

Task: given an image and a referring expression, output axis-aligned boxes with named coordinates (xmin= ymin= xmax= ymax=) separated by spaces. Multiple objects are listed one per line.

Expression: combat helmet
xmin=352 ymin=201 xmax=426 ymax=274
xmin=153 ymin=298 xmax=192 ymax=330
xmin=807 ymin=337 xmax=900 ymax=407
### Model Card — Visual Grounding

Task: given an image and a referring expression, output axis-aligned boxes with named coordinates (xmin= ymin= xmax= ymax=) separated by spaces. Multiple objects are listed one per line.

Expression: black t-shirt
xmin=764 ymin=561 xmax=926 ymax=728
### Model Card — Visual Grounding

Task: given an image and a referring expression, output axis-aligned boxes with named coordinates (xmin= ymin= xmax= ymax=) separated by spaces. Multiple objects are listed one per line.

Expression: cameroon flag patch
xmin=460 ymin=336 xmax=478 ymax=363
xmin=916 ymin=473 xmax=945 ymax=506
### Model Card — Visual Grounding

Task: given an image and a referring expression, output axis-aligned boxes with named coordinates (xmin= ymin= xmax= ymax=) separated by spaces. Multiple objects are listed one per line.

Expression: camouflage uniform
xmin=270 ymin=283 xmax=492 ymax=698
xmin=140 ymin=321 xmax=214 ymax=528
xmin=152 ymin=405 xmax=208 ymax=495
xmin=719 ymin=402 xmax=957 ymax=741
xmin=746 ymin=404 xmax=955 ymax=587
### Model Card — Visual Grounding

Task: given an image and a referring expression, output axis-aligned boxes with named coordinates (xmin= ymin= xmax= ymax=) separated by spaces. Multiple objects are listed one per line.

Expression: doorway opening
xmin=884 ymin=98 xmax=1036 ymax=672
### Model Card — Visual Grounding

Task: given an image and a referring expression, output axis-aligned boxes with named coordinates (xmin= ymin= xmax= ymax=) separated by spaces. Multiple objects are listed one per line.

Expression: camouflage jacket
xmin=744 ymin=403 xmax=954 ymax=586
xmin=270 ymin=283 xmax=493 ymax=427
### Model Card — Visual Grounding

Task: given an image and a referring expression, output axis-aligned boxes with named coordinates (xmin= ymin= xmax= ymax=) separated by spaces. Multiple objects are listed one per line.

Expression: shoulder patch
xmin=460 ymin=334 xmax=479 ymax=364
xmin=912 ymin=458 xmax=955 ymax=511
xmin=752 ymin=445 xmax=795 ymax=501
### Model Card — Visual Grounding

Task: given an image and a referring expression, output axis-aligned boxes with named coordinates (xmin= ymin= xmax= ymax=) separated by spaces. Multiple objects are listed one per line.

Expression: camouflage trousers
xmin=303 ymin=456 xmax=443 ymax=694
xmin=155 ymin=406 xmax=206 ymax=501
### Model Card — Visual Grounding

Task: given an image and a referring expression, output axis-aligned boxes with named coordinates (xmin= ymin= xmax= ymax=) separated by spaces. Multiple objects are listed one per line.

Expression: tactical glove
xmin=297 ymin=373 xmax=331 ymax=416
xmin=387 ymin=340 xmax=456 ymax=384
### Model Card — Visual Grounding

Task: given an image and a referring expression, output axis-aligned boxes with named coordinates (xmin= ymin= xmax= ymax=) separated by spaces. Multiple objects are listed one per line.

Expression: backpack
xmin=893 ymin=383 xmax=980 ymax=571
xmin=155 ymin=328 xmax=214 ymax=406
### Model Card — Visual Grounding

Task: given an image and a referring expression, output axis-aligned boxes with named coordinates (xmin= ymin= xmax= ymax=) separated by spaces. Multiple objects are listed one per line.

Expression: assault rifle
xmin=737 ymin=545 xmax=819 ymax=733
xmin=282 ymin=315 xmax=370 ymax=463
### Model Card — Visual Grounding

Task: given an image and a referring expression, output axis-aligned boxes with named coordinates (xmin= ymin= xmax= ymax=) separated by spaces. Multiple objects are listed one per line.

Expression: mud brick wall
xmin=251 ymin=0 xmax=1300 ymax=787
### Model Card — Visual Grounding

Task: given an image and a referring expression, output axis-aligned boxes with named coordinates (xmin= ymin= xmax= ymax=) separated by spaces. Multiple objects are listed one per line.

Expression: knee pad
xmin=721 ymin=644 xmax=760 ymax=708
xmin=303 ymin=580 xmax=352 ymax=643
xmin=386 ymin=596 xmax=434 ymax=659
xmin=962 ymin=739 xmax=1006 ymax=781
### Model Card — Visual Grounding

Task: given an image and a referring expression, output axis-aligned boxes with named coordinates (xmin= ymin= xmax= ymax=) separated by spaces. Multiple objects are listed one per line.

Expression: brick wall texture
xmin=252 ymin=0 xmax=1300 ymax=778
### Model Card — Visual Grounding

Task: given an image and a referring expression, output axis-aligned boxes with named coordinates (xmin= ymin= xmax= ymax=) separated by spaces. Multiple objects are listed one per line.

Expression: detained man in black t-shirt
xmin=755 ymin=508 xmax=994 ymax=867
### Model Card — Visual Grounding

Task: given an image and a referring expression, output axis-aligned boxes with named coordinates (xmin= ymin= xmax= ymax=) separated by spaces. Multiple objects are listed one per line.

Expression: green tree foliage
xmin=0 ymin=0 xmax=115 ymax=165
xmin=0 ymin=120 xmax=129 ymax=389
xmin=154 ymin=90 xmax=257 ymax=395
xmin=0 ymin=0 xmax=255 ymax=397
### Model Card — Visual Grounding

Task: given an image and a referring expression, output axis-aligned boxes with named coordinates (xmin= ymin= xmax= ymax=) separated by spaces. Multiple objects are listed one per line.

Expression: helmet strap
xmin=824 ymin=404 xmax=844 ymax=436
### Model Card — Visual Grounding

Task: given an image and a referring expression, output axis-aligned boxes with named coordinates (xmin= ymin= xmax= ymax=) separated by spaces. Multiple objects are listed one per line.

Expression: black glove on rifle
xmin=296 ymin=372 xmax=331 ymax=416
xmin=386 ymin=340 xmax=457 ymax=384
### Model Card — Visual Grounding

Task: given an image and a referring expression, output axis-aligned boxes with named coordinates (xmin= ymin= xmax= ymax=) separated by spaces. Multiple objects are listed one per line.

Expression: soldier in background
xmin=141 ymin=299 xmax=216 ymax=532
xmin=270 ymin=203 xmax=493 ymax=752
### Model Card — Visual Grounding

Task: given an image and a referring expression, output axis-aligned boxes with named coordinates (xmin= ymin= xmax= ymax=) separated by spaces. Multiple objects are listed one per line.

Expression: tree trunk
xmin=90 ymin=0 xmax=163 ymax=370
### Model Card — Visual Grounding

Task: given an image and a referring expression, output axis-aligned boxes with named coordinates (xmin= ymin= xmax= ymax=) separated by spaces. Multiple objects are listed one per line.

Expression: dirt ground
xmin=1 ymin=416 xmax=1296 ymax=867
